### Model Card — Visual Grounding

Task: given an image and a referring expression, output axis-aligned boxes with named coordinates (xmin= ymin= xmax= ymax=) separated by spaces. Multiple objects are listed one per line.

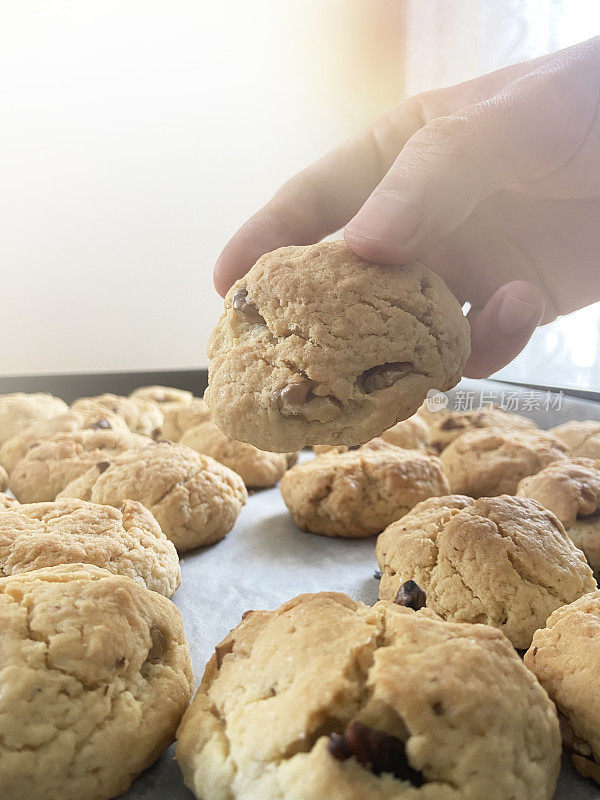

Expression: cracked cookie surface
xmin=181 ymin=420 xmax=288 ymax=489
xmin=376 ymin=494 xmax=596 ymax=648
xmin=0 ymin=498 xmax=180 ymax=596
xmin=281 ymin=447 xmax=450 ymax=538
xmin=0 ymin=563 xmax=193 ymax=800
xmin=550 ymin=420 xmax=600 ymax=458
xmin=58 ymin=441 xmax=248 ymax=551
xmin=518 ymin=457 xmax=600 ymax=575
xmin=206 ymin=241 xmax=470 ymax=452
xmin=0 ymin=393 xmax=68 ymax=447
xmin=71 ymin=394 xmax=164 ymax=438
xmin=176 ymin=591 xmax=560 ymax=800
xmin=419 ymin=405 xmax=537 ymax=452
xmin=440 ymin=428 xmax=569 ymax=497
xmin=525 ymin=590 xmax=600 ymax=785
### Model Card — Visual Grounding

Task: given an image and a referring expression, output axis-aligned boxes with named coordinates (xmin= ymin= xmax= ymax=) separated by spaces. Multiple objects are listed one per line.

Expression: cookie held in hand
xmin=206 ymin=241 xmax=470 ymax=452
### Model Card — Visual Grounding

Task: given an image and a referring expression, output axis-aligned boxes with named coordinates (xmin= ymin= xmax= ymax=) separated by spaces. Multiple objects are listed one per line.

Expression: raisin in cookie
xmin=376 ymin=494 xmax=596 ymax=648
xmin=0 ymin=563 xmax=193 ymax=800
xmin=176 ymin=592 xmax=560 ymax=800
xmin=281 ymin=447 xmax=449 ymax=538
xmin=0 ymin=408 xmax=131 ymax=475
xmin=550 ymin=420 xmax=600 ymax=458
xmin=130 ymin=385 xmax=193 ymax=412
xmin=71 ymin=393 xmax=164 ymax=437
xmin=206 ymin=241 xmax=470 ymax=452
xmin=518 ymin=458 xmax=600 ymax=576
xmin=0 ymin=392 xmax=68 ymax=446
xmin=419 ymin=405 xmax=537 ymax=452
xmin=9 ymin=426 xmax=146 ymax=503
xmin=525 ymin=591 xmax=600 ymax=784
xmin=159 ymin=397 xmax=212 ymax=440
xmin=440 ymin=428 xmax=569 ymax=497
xmin=58 ymin=441 xmax=248 ymax=551
xmin=180 ymin=420 xmax=288 ymax=489
xmin=0 ymin=498 xmax=180 ymax=596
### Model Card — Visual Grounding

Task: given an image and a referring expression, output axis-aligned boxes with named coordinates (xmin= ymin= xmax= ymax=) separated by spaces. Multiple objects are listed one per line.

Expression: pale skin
xmin=214 ymin=37 xmax=600 ymax=378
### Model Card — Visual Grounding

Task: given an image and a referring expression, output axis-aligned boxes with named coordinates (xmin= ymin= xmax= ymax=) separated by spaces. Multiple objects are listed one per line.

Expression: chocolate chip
xmin=96 ymin=461 xmax=110 ymax=473
xmin=232 ymin=288 xmax=265 ymax=324
xmin=275 ymin=379 xmax=313 ymax=409
xmin=116 ymin=656 xmax=127 ymax=668
xmin=147 ymin=628 xmax=166 ymax=663
xmin=151 ymin=427 xmax=161 ymax=440
xmin=439 ymin=416 xmax=466 ymax=431
xmin=348 ymin=444 xmax=361 ymax=451
xmin=91 ymin=418 xmax=111 ymax=430
xmin=431 ymin=702 xmax=443 ymax=716
xmin=327 ymin=721 xmax=423 ymax=786
xmin=373 ymin=570 xmax=382 ymax=581
xmin=358 ymin=362 xmax=412 ymax=394
xmin=394 ymin=580 xmax=426 ymax=610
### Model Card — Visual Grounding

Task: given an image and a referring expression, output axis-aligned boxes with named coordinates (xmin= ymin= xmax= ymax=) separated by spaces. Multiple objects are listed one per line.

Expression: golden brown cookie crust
xmin=281 ymin=448 xmax=450 ymax=538
xmin=177 ymin=592 xmax=560 ymax=800
xmin=0 ymin=563 xmax=193 ymax=800
xmin=440 ymin=428 xmax=569 ymax=497
xmin=376 ymin=494 xmax=596 ymax=649
xmin=71 ymin=394 xmax=164 ymax=438
xmin=58 ymin=441 xmax=248 ymax=551
xmin=0 ymin=498 xmax=180 ymax=596
xmin=180 ymin=420 xmax=288 ymax=489
xmin=206 ymin=241 xmax=470 ymax=452
xmin=551 ymin=420 xmax=600 ymax=458
xmin=0 ymin=392 xmax=68 ymax=447
xmin=419 ymin=405 xmax=537 ymax=452
xmin=525 ymin=590 xmax=600 ymax=784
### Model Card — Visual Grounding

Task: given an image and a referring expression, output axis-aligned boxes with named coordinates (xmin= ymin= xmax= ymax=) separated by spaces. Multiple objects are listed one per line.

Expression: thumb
xmin=344 ymin=69 xmax=566 ymax=264
xmin=463 ymin=281 xmax=546 ymax=378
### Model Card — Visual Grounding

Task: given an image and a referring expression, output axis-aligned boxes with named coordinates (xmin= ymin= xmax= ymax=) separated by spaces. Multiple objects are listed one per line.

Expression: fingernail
xmin=346 ymin=191 xmax=423 ymax=243
xmin=496 ymin=294 xmax=543 ymax=335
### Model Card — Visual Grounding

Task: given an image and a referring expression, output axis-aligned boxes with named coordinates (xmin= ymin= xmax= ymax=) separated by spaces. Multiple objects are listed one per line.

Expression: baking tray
xmin=3 ymin=374 xmax=599 ymax=799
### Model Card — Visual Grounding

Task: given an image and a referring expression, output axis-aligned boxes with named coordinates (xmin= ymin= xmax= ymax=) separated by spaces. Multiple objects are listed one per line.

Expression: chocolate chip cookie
xmin=550 ymin=420 xmax=600 ymax=459
xmin=376 ymin=494 xmax=596 ymax=648
xmin=419 ymin=405 xmax=537 ymax=452
xmin=159 ymin=397 xmax=212 ymax=441
xmin=71 ymin=393 xmax=164 ymax=437
xmin=180 ymin=420 xmax=288 ymax=489
xmin=0 ymin=563 xmax=193 ymax=800
xmin=130 ymin=385 xmax=193 ymax=412
xmin=518 ymin=457 xmax=600 ymax=575
xmin=0 ymin=498 xmax=180 ymax=596
xmin=0 ymin=392 xmax=68 ymax=446
xmin=525 ymin=590 xmax=600 ymax=784
xmin=440 ymin=428 xmax=569 ymax=497
xmin=176 ymin=592 xmax=560 ymax=800
xmin=58 ymin=441 xmax=248 ymax=551
xmin=206 ymin=241 xmax=470 ymax=452
xmin=281 ymin=447 xmax=450 ymax=538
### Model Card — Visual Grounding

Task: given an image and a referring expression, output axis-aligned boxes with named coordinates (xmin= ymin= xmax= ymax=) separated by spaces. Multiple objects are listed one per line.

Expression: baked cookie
xmin=550 ymin=420 xmax=600 ymax=458
xmin=0 ymin=563 xmax=193 ymax=800
xmin=71 ymin=393 xmax=164 ymax=437
xmin=58 ymin=441 xmax=248 ymax=551
xmin=176 ymin=592 xmax=560 ymax=800
xmin=281 ymin=447 xmax=450 ymax=538
xmin=440 ymin=428 xmax=569 ymax=497
xmin=0 ymin=464 xmax=7 ymax=492
xmin=160 ymin=397 xmax=212 ymax=440
xmin=130 ymin=385 xmax=193 ymax=412
xmin=419 ymin=405 xmax=537 ymax=452
xmin=206 ymin=241 xmax=470 ymax=452
xmin=9 ymin=426 xmax=146 ymax=503
xmin=0 ymin=492 xmax=19 ymax=510
xmin=313 ymin=414 xmax=429 ymax=456
xmin=525 ymin=591 xmax=600 ymax=784
xmin=517 ymin=458 xmax=600 ymax=575
xmin=0 ymin=498 xmax=180 ymax=596
xmin=0 ymin=392 xmax=68 ymax=446
xmin=376 ymin=494 xmax=596 ymax=648
xmin=0 ymin=408 xmax=131 ymax=475
xmin=180 ymin=420 xmax=288 ymax=489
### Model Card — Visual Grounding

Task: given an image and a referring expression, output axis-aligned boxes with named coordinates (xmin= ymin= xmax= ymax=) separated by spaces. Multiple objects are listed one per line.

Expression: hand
xmin=213 ymin=38 xmax=600 ymax=377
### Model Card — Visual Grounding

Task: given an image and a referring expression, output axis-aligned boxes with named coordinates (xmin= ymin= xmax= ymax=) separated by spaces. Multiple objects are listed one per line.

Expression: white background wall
xmin=1 ymin=1 xmax=599 ymax=389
